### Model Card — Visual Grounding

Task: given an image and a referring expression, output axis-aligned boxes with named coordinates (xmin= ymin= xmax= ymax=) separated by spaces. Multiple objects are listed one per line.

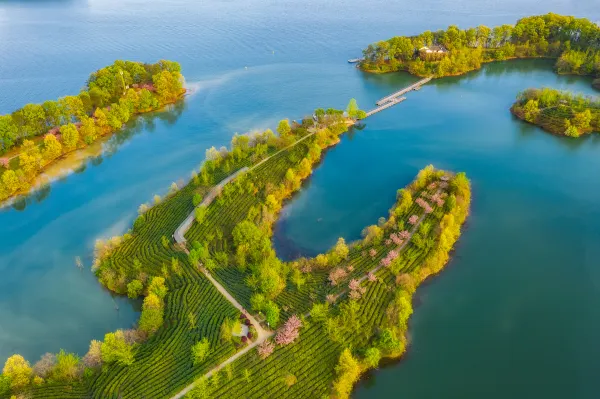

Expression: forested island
xmin=0 ymin=100 xmax=470 ymax=399
xmin=359 ymin=13 xmax=600 ymax=86
xmin=511 ymin=88 xmax=600 ymax=137
xmin=0 ymin=60 xmax=185 ymax=203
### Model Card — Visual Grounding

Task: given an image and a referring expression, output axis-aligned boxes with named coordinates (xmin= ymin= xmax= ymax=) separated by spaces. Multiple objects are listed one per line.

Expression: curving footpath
xmin=170 ymin=121 xmax=356 ymax=399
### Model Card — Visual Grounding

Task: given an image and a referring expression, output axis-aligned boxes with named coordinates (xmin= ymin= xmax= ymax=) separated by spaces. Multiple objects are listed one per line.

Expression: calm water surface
xmin=0 ymin=1 xmax=599 ymax=398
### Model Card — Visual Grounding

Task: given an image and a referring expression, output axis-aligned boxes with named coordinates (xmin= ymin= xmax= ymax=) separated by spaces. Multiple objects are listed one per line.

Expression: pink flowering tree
xmin=400 ymin=230 xmax=410 ymax=239
xmin=0 ymin=158 xmax=9 ymax=169
xmin=346 ymin=265 xmax=354 ymax=272
xmin=409 ymin=215 xmax=419 ymax=225
xmin=369 ymin=248 xmax=377 ymax=258
xmin=367 ymin=272 xmax=377 ymax=282
xmin=349 ymin=279 xmax=360 ymax=291
xmin=257 ymin=339 xmax=275 ymax=359
xmin=328 ymin=267 xmax=348 ymax=286
xmin=275 ymin=315 xmax=302 ymax=346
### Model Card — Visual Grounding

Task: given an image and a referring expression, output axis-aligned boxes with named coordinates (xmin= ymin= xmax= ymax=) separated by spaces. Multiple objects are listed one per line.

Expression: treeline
xmin=93 ymin=101 xmax=355 ymax=296
xmin=0 ymin=101 xmax=359 ymax=399
xmin=182 ymin=166 xmax=471 ymax=399
xmin=360 ymin=13 xmax=600 ymax=81
xmin=511 ymin=87 xmax=600 ymax=137
xmin=0 ymin=60 xmax=184 ymax=202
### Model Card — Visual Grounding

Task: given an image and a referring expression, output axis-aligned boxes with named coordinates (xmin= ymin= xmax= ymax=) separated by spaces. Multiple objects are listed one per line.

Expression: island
xmin=0 ymin=101 xmax=470 ymax=399
xmin=511 ymin=88 xmax=600 ymax=137
xmin=0 ymin=60 xmax=185 ymax=204
xmin=359 ymin=13 xmax=600 ymax=87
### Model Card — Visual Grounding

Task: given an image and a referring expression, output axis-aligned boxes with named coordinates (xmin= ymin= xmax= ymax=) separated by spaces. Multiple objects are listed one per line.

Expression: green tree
xmin=60 ymin=123 xmax=80 ymax=151
xmin=101 ymin=330 xmax=134 ymax=366
xmin=277 ymin=119 xmax=291 ymax=137
xmin=51 ymin=350 xmax=80 ymax=382
xmin=363 ymin=347 xmax=381 ymax=369
xmin=127 ymin=279 xmax=143 ymax=298
xmin=195 ymin=205 xmax=207 ymax=223
xmin=42 ymin=134 xmax=62 ymax=161
xmin=346 ymin=98 xmax=359 ymax=119
xmin=0 ymin=375 xmax=10 ymax=396
xmin=0 ymin=115 xmax=18 ymax=153
xmin=264 ymin=301 xmax=280 ymax=327
xmin=148 ymin=276 xmax=168 ymax=299
xmin=2 ymin=355 xmax=32 ymax=390
xmin=139 ymin=293 xmax=164 ymax=334
xmin=191 ymin=338 xmax=211 ymax=365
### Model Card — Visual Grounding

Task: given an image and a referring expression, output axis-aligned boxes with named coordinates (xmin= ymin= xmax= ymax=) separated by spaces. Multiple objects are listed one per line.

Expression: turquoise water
xmin=1 ymin=1 xmax=599 ymax=398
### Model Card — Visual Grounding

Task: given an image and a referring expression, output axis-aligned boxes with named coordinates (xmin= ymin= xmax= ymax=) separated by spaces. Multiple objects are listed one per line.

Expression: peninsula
xmin=0 ymin=60 xmax=185 ymax=204
xmin=0 ymin=101 xmax=470 ymax=399
xmin=359 ymin=13 xmax=600 ymax=87
xmin=511 ymin=88 xmax=600 ymax=137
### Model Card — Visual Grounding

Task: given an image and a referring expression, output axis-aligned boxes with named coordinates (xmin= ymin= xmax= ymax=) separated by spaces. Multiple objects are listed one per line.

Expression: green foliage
xmin=191 ymin=338 xmax=211 ymax=365
xmin=363 ymin=347 xmax=381 ymax=369
xmin=264 ymin=301 xmax=280 ymax=327
xmin=277 ymin=119 xmax=292 ymax=137
xmin=193 ymin=193 xmax=203 ymax=206
xmin=512 ymin=87 xmax=600 ymax=136
xmin=101 ymin=330 xmax=135 ymax=366
xmin=127 ymin=279 xmax=143 ymax=299
xmin=195 ymin=205 xmax=207 ymax=223
xmin=51 ymin=350 xmax=80 ymax=383
xmin=361 ymin=13 xmax=600 ymax=82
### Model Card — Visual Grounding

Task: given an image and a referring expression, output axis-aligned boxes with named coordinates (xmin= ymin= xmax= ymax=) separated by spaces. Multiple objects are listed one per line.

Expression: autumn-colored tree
xmin=3 ymin=354 xmax=32 ymax=390
xmin=60 ymin=123 xmax=80 ymax=151
xmin=42 ymin=134 xmax=62 ymax=161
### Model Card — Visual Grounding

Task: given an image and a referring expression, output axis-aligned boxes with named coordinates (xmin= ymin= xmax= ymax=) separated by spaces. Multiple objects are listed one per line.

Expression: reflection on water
xmin=5 ymin=100 xmax=186 ymax=212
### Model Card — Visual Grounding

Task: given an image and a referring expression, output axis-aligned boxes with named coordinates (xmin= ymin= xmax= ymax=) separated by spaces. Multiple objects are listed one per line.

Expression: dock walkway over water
xmin=364 ymin=97 xmax=406 ymax=118
xmin=375 ymin=77 xmax=432 ymax=106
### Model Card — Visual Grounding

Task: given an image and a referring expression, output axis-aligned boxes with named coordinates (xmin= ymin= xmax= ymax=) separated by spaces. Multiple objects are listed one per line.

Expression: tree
xmin=257 ymin=339 xmax=275 ymax=359
xmin=331 ymin=237 xmax=349 ymax=262
xmin=193 ymin=193 xmax=203 ymax=206
xmin=264 ymin=301 xmax=280 ymax=327
xmin=187 ymin=379 xmax=209 ymax=399
xmin=101 ymin=330 xmax=135 ymax=366
xmin=363 ymin=347 xmax=381 ymax=369
xmin=153 ymin=70 xmax=182 ymax=103
xmin=33 ymin=353 xmax=56 ymax=379
xmin=332 ymin=349 xmax=361 ymax=399
xmin=0 ymin=115 xmax=18 ymax=153
xmin=139 ymin=293 xmax=164 ymax=334
xmin=274 ymin=315 xmax=302 ymax=346
xmin=1 ymin=170 xmax=20 ymax=195
xmin=277 ymin=119 xmax=291 ymax=138
xmin=3 ymin=354 xmax=32 ymax=390
xmin=148 ymin=276 xmax=168 ymax=299
xmin=195 ymin=205 xmax=207 ymax=223
xmin=51 ymin=350 xmax=80 ymax=382
xmin=18 ymin=139 xmax=41 ymax=177
xmin=191 ymin=338 xmax=211 ymax=365
xmin=220 ymin=317 xmax=233 ymax=342
xmin=127 ymin=279 xmax=143 ymax=298
xmin=42 ymin=134 xmax=62 ymax=161
xmin=0 ymin=375 xmax=10 ymax=396
xmin=346 ymin=98 xmax=359 ymax=119
xmin=82 ymin=340 xmax=102 ymax=369
xmin=60 ymin=123 xmax=80 ymax=151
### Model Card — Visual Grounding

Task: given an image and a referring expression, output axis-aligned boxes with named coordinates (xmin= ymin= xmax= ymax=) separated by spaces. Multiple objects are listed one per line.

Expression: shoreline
xmin=0 ymin=93 xmax=186 ymax=209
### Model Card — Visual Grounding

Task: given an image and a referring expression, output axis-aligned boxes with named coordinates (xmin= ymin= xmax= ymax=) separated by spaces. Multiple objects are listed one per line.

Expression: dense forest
xmin=0 ymin=60 xmax=184 ymax=202
xmin=360 ymin=13 xmax=600 ymax=83
xmin=511 ymin=88 xmax=600 ymax=137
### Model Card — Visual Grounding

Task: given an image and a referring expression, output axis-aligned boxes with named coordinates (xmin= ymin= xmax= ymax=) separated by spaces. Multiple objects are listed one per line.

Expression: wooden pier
xmin=363 ymin=97 xmax=406 ymax=118
xmin=375 ymin=77 xmax=432 ymax=106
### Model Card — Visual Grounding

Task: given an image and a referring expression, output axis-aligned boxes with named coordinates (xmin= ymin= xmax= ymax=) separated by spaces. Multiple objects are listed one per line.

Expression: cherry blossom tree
xmin=257 ymin=339 xmax=275 ymax=359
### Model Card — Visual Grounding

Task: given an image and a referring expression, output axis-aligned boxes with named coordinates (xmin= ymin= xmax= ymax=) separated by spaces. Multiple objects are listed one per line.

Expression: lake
xmin=0 ymin=1 xmax=599 ymax=397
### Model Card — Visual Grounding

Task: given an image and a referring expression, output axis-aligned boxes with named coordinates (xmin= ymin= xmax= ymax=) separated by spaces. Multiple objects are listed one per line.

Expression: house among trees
xmin=418 ymin=45 xmax=448 ymax=61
